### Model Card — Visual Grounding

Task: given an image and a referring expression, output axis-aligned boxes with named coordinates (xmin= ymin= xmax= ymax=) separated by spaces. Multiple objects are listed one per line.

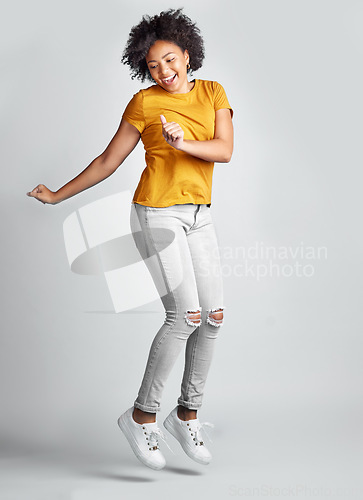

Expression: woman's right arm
xmin=26 ymin=119 xmax=141 ymax=205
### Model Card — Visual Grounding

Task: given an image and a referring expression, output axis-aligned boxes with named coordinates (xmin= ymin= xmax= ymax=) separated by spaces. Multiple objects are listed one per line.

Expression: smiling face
xmin=145 ymin=40 xmax=193 ymax=94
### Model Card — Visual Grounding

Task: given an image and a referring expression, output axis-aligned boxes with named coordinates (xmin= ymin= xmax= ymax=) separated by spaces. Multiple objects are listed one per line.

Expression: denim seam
xmin=186 ymin=204 xmax=201 ymax=233
xmin=183 ymin=324 xmax=200 ymax=406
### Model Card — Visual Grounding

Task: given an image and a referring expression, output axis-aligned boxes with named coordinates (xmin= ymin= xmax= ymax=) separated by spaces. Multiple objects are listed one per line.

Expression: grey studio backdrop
xmin=1 ymin=0 xmax=363 ymax=499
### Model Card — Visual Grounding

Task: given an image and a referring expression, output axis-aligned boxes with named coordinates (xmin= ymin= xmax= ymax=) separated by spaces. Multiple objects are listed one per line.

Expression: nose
xmin=159 ymin=62 xmax=170 ymax=76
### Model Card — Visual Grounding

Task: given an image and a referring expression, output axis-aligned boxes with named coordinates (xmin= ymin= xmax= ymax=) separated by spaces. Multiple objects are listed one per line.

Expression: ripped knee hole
xmin=206 ymin=307 xmax=225 ymax=327
xmin=184 ymin=307 xmax=202 ymax=327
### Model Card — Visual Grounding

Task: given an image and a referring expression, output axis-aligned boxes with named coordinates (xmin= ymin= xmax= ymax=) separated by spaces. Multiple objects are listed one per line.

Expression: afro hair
xmin=121 ymin=8 xmax=205 ymax=82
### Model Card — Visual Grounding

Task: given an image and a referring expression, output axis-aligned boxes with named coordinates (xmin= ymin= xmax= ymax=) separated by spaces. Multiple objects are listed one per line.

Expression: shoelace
xmin=188 ymin=421 xmax=215 ymax=445
xmin=147 ymin=427 xmax=175 ymax=455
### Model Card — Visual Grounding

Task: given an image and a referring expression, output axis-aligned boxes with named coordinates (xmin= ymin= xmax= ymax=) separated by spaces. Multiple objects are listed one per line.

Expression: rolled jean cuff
xmin=134 ymin=400 xmax=161 ymax=413
xmin=177 ymin=398 xmax=203 ymax=410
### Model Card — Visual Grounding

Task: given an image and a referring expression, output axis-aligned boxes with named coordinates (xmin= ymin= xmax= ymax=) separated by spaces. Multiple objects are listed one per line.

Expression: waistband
xmin=133 ymin=202 xmax=211 ymax=208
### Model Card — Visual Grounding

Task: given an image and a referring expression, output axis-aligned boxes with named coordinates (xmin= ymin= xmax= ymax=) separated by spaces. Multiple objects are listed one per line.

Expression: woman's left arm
xmin=160 ymin=108 xmax=234 ymax=163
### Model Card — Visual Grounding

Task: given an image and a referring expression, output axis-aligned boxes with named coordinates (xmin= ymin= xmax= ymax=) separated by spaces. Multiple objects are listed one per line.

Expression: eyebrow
xmin=146 ymin=52 xmax=176 ymax=64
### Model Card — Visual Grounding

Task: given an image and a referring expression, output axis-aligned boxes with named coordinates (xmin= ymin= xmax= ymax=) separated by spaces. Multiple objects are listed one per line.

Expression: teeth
xmin=163 ymin=74 xmax=175 ymax=82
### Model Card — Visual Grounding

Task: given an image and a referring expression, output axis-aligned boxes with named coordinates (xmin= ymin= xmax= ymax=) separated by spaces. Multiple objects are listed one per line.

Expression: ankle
xmin=133 ymin=407 xmax=156 ymax=424
xmin=177 ymin=405 xmax=197 ymax=421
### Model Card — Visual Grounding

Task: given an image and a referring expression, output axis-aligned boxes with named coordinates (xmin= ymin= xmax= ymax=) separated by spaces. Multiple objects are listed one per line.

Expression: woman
xmin=27 ymin=8 xmax=233 ymax=471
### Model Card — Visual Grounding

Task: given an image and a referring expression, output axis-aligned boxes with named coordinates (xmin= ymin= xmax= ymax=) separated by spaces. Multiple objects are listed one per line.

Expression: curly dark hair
xmin=121 ymin=8 xmax=205 ymax=83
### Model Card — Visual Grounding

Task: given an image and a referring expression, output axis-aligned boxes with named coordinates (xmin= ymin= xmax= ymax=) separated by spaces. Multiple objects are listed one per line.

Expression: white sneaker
xmin=117 ymin=407 xmax=168 ymax=470
xmin=163 ymin=406 xmax=214 ymax=465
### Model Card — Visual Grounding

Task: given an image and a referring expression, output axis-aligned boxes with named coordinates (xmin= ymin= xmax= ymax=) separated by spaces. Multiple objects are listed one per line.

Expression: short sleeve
xmin=122 ymin=91 xmax=146 ymax=133
xmin=213 ymin=81 xmax=233 ymax=119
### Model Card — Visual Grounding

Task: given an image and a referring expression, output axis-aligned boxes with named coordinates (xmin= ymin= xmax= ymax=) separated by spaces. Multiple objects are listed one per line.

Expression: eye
xmin=166 ymin=58 xmax=175 ymax=62
xmin=150 ymin=65 xmax=157 ymax=69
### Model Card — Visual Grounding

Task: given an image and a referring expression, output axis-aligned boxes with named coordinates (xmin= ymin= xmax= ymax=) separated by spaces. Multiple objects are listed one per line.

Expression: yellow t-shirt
xmin=122 ymin=79 xmax=233 ymax=207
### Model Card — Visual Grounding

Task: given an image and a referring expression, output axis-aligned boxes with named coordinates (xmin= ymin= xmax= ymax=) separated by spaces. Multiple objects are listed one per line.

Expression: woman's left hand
xmin=160 ymin=115 xmax=184 ymax=150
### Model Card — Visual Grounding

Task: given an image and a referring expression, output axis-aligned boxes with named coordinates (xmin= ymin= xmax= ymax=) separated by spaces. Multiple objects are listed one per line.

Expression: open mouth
xmin=161 ymin=74 xmax=177 ymax=85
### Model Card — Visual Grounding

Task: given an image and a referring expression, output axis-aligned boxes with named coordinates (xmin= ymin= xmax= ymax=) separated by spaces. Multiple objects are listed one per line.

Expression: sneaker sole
xmin=117 ymin=414 xmax=165 ymax=470
xmin=163 ymin=416 xmax=211 ymax=465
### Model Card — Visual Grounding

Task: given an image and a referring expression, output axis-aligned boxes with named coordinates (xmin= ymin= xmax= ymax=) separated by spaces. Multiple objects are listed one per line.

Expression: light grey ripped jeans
xmin=130 ymin=202 xmax=225 ymax=413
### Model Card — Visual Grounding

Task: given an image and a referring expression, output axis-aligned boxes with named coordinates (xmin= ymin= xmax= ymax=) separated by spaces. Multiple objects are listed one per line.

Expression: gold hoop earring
xmin=187 ymin=63 xmax=190 ymax=70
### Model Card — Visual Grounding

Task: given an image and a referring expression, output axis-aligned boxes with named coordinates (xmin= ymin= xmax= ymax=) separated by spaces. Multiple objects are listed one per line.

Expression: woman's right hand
xmin=26 ymin=184 xmax=58 ymax=205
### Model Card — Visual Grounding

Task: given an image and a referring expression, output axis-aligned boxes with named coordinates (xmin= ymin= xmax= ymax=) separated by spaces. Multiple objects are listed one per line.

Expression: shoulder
xmin=195 ymin=79 xmax=227 ymax=95
xmin=138 ymin=83 xmax=162 ymax=98
xmin=197 ymin=80 xmax=232 ymax=116
xmin=126 ymin=83 xmax=160 ymax=103
xmin=196 ymin=79 xmax=223 ymax=88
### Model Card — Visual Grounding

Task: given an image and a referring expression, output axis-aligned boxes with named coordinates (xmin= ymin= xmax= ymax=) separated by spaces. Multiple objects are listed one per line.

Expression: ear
xmin=183 ymin=49 xmax=190 ymax=65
